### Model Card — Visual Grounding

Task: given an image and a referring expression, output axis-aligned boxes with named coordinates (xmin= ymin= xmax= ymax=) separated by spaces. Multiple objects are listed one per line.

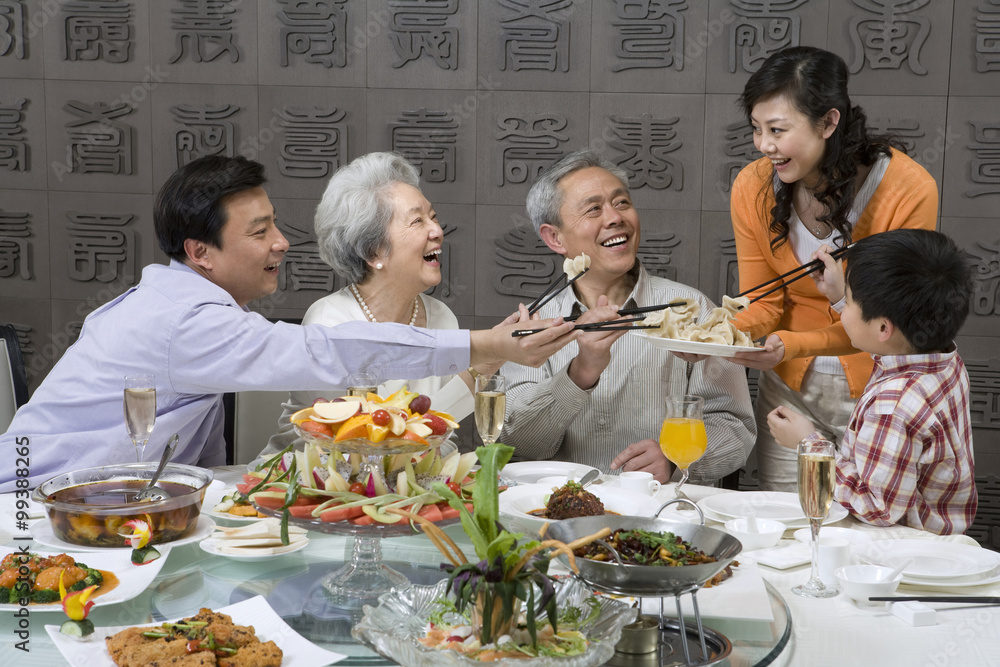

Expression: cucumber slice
xmin=130 ymin=546 xmax=161 ymax=565
xmin=60 ymin=619 xmax=95 ymax=638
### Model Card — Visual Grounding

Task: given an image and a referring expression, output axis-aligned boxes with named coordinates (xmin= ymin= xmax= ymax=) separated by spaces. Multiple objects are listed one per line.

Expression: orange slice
xmin=366 ymin=423 xmax=391 ymax=443
xmin=290 ymin=407 xmax=315 ymax=424
xmin=401 ymin=430 xmax=429 ymax=446
xmin=335 ymin=414 xmax=373 ymax=441
xmin=366 ymin=392 xmax=384 ymax=403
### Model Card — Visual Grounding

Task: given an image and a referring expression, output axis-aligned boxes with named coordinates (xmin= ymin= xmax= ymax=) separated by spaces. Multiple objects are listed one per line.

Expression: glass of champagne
xmin=474 ymin=373 xmax=506 ymax=446
xmin=346 ymin=372 xmax=379 ymax=398
xmin=123 ymin=374 xmax=156 ymax=462
xmin=793 ymin=437 xmax=838 ymax=598
xmin=658 ymin=395 xmax=707 ymax=497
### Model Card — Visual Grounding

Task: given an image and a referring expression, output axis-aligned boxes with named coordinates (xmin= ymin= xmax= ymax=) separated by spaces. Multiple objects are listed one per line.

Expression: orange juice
xmin=659 ymin=418 xmax=708 ymax=469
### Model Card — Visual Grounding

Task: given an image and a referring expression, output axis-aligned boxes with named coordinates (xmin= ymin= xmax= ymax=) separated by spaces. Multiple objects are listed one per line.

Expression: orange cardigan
xmin=731 ymin=149 xmax=939 ymax=398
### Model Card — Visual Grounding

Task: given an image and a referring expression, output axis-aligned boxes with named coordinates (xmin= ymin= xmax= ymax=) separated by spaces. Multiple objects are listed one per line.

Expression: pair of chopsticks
xmin=736 ymin=244 xmax=852 ymax=304
xmin=527 ymin=268 xmax=590 ymax=315
xmin=869 ymin=596 xmax=1000 ymax=604
xmin=512 ymin=315 xmax=659 ymax=338
xmin=565 ymin=300 xmax=689 ymax=323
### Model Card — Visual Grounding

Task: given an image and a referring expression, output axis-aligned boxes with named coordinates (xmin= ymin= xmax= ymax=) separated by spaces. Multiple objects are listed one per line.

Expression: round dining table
xmin=2 ymin=466 xmax=998 ymax=666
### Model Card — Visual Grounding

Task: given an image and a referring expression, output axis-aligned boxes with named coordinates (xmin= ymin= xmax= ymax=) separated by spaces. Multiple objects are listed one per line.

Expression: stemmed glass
xmin=346 ymin=372 xmax=379 ymax=398
xmin=123 ymin=374 xmax=156 ymax=462
xmin=658 ymin=395 xmax=707 ymax=498
xmin=474 ymin=373 xmax=506 ymax=445
xmin=793 ymin=437 xmax=838 ymax=598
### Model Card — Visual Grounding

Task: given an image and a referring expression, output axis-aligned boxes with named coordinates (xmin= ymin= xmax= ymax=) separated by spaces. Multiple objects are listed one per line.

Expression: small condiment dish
xmin=835 ymin=564 xmax=903 ymax=604
xmin=723 ymin=517 xmax=786 ymax=551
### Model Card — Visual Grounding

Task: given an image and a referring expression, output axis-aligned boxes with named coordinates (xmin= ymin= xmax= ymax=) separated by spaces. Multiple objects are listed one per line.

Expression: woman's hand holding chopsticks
xmin=810 ymin=244 xmax=846 ymax=304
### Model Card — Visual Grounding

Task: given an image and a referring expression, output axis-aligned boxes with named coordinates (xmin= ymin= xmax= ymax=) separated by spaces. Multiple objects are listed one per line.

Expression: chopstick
xmin=527 ymin=268 xmax=590 ymax=315
xmin=736 ymin=244 xmax=852 ymax=303
xmin=565 ymin=300 xmax=689 ymax=323
xmin=511 ymin=317 xmax=658 ymax=337
xmin=869 ymin=596 xmax=1000 ymax=604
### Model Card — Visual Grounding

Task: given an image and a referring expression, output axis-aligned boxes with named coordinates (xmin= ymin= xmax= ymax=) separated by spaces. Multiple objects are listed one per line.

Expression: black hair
xmin=739 ymin=46 xmax=905 ymax=253
xmin=154 ymin=155 xmax=267 ymax=261
xmin=845 ymin=230 xmax=972 ymax=353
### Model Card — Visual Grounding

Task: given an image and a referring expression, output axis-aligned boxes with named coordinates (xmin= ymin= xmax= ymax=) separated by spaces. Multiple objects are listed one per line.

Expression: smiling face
xmin=542 ymin=167 xmax=639 ymax=283
xmin=189 ymin=186 xmax=289 ymax=308
xmin=750 ymin=93 xmax=838 ymax=189
xmin=380 ymin=182 xmax=443 ymax=293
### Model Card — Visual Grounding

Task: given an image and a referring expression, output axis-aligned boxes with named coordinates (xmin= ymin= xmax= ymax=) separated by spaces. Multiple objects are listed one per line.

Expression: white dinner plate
xmin=698 ymin=492 xmax=848 ymax=526
xmin=45 ymin=595 xmax=346 ymax=666
xmin=858 ymin=539 xmax=1000 ymax=581
xmin=500 ymin=461 xmax=601 ymax=486
xmin=899 ymin=571 xmax=1000 ymax=589
xmin=203 ymin=484 xmax=268 ymax=523
xmin=0 ymin=544 xmax=168 ymax=612
xmin=793 ymin=527 xmax=874 ymax=546
xmin=30 ymin=515 xmax=216 ymax=552
xmin=634 ymin=331 xmax=765 ymax=357
xmin=199 ymin=536 xmax=309 ymax=561
xmin=499 ymin=483 xmax=661 ymax=535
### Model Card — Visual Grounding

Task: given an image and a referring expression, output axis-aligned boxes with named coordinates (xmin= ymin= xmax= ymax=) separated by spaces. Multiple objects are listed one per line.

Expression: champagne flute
xmin=123 ymin=374 xmax=156 ymax=462
xmin=793 ymin=437 xmax=838 ymax=598
xmin=474 ymin=373 xmax=506 ymax=446
xmin=346 ymin=372 xmax=378 ymax=398
xmin=658 ymin=395 xmax=707 ymax=498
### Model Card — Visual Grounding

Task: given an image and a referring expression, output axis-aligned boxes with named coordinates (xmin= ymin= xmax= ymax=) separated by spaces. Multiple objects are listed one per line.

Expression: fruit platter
xmin=291 ymin=387 xmax=459 ymax=456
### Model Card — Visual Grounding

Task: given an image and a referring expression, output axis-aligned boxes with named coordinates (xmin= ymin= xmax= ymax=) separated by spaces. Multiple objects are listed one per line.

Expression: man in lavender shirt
xmin=1 ymin=156 xmax=580 ymax=492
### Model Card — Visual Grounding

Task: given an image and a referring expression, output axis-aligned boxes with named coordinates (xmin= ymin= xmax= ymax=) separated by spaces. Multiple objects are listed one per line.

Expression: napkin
xmin=638 ymin=561 xmax=774 ymax=623
xmin=749 ymin=542 xmax=811 ymax=570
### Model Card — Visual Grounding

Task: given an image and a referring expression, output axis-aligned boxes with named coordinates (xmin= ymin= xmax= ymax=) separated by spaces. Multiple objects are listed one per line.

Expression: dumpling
xmin=722 ymin=295 xmax=750 ymax=315
xmin=563 ymin=253 xmax=591 ymax=279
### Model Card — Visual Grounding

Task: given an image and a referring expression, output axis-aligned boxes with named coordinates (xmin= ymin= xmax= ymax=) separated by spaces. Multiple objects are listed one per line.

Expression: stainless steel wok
xmin=545 ymin=514 xmax=742 ymax=597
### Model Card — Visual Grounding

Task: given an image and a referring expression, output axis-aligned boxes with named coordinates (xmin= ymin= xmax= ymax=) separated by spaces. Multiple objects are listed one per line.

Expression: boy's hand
xmin=767 ymin=406 xmax=816 ymax=449
xmin=811 ymin=244 xmax=845 ymax=304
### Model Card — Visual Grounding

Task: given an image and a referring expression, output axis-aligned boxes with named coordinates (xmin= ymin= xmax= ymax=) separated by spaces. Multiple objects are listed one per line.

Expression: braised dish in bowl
xmin=32 ymin=463 xmax=213 ymax=548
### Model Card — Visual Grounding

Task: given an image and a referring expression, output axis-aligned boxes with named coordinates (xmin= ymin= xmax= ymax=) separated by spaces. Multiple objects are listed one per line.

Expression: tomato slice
xmin=288 ymin=504 xmax=322 ymax=519
xmin=349 ymin=514 xmax=376 ymax=525
xmin=416 ymin=504 xmax=443 ymax=523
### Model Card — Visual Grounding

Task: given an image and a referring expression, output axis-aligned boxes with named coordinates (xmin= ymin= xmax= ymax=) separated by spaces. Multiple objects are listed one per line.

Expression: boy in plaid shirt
xmin=767 ymin=229 xmax=976 ymax=534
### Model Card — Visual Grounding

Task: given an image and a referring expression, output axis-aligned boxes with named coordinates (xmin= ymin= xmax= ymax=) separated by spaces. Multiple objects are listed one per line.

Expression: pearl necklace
xmin=350 ymin=283 xmax=419 ymax=325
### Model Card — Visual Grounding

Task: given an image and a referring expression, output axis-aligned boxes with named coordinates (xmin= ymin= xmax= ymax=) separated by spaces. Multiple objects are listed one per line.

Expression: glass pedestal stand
xmin=321 ymin=533 xmax=411 ymax=602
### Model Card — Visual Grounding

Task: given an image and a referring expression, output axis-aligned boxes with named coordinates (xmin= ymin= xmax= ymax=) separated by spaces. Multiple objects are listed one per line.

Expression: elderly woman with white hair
xmin=259 ymin=152 xmax=504 ymax=458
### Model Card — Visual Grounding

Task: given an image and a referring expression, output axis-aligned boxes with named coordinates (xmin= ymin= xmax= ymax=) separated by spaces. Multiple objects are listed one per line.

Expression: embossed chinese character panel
xmin=42 ymin=0 xmax=151 ymax=83
xmin=942 ymin=96 xmax=1000 ymax=219
xmin=475 ymin=90 xmax=588 ymax=205
xmin=149 ymin=0 xmax=257 ymax=85
xmin=0 ymin=187 xmax=49 ymax=300
xmin=950 ymin=0 xmax=1000 ymax=95
xmin=0 ymin=78 xmax=46 ymax=191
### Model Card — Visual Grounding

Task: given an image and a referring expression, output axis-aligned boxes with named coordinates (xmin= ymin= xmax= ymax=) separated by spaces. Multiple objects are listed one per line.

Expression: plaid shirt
xmin=833 ymin=348 xmax=977 ymax=535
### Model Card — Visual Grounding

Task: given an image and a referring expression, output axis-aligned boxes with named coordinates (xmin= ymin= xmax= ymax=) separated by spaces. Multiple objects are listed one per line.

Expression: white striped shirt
xmin=500 ymin=263 xmax=756 ymax=484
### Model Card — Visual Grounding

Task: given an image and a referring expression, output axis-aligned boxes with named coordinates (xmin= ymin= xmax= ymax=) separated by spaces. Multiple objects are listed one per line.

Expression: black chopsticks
xmin=869 ymin=596 xmax=1000 ymax=604
xmin=736 ymin=244 xmax=852 ymax=304
xmin=565 ymin=300 xmax=689 ymax=323
xmin=512 ymin=315 xmax=659 ymax=337
xmin=527 ymin=268 xmax=590 ymax=315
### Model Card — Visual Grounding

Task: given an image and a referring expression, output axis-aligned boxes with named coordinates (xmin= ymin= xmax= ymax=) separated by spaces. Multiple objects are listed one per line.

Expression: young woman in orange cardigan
xmin=725 ymin=46 xmax=938 ymax=491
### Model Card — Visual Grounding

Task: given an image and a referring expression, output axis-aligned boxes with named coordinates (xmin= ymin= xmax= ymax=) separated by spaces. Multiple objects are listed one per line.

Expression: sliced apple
xmin=314 ymin=398 xmax=364 ymax=422
xmin=389 ymin=412 xmax=407 ymax=436
xmin=407 ymin=421 xmax=432 ymax=438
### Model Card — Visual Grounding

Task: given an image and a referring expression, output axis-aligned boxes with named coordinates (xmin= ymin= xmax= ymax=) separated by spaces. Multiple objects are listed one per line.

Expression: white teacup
xmin=617 ymin=471 xmax=661 ymax=496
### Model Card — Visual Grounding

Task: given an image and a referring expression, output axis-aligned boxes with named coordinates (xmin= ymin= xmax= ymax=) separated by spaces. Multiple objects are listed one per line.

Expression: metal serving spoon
xmin=578 ymin=468 xmax=601 ymax=489
xmin=135 ymin=434 xmax=177 ymax=502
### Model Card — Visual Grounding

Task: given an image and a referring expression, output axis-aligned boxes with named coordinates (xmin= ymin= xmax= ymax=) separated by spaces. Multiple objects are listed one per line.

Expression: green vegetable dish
xmin=0 ymin=552 xmax=104 ymax=604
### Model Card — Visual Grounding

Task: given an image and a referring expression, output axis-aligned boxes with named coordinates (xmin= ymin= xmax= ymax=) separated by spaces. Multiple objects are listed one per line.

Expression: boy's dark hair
xmin=154 ymin=155 xmax=267 ymax=261
xmin=845 ymin=229 xmax=972 ymax=353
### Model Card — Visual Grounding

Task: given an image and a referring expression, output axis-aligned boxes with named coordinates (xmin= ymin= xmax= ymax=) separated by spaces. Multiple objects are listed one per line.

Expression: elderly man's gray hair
xmin=314 ymin=152 xmax=420 ymax=285
xmin=525 ymin=149 xmax=630 ymax=237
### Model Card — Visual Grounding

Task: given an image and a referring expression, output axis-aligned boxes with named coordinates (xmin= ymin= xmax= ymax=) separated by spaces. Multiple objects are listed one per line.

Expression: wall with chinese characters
xmin=1 ymin=0 xmax=998 ymax=546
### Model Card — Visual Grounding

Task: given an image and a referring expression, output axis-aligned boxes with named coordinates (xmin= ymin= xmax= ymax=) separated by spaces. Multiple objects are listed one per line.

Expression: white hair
xmin=314 ymin=152 xmax=421 ymax=284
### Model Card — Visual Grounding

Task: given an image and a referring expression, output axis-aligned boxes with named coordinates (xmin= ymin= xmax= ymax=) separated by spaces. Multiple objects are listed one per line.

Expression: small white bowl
xmin=835 ymin=564 xmax=903 ymax=604
xmin=723 ymin=517 xmax=786 ymax=551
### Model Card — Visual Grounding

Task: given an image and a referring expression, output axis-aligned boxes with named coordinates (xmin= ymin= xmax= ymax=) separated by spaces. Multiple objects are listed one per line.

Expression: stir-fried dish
xmin=0 ymin=551 xmax=104 ymax=604
xmin=574 ymin=528 xmax=717 ymax=567
xmin=529 ymin=481 xmax=605 ymax=520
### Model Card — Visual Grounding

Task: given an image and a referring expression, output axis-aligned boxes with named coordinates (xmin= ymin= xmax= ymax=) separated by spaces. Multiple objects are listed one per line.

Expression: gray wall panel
xmin=0 ymin=187 xmax=49 ymax=300
xmin=0 ymin=78 xmax=47 ymax=191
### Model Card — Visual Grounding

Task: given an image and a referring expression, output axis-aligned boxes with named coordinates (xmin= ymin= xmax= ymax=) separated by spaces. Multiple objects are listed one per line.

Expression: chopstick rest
xmin=888 ymin=601 xmax=937 ymax=626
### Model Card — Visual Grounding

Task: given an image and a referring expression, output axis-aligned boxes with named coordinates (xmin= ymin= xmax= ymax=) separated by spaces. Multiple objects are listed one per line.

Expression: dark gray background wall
xmin=1 ymin=0 xmax=998 ymax=545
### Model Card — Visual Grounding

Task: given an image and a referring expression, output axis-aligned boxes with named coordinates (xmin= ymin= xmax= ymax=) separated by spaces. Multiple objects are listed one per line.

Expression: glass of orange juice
xmin=658 ymin=395 xmax=707 ymax=497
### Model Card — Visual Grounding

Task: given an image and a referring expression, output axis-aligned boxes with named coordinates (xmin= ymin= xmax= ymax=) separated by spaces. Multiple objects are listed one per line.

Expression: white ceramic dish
xmin=857 ymin=539 xmax=1000 ymax=581
xmin=699 ymin=491 xmax=849 ymax=526
xmin=45 ymin=595 xmax=346 ymax=666
xmin=199 ymin=536 xmax=309 ymax=561
xmin=0 ymin=545 xmax=168 ymax=612
xmin=898 ymin=571 xmax=1000 ymax=589
xmin=498 ymin=483 xmax=661 ymax=535
xmin=31 ymin=515 xmax=215 ymax=552
xmin=835 ymin=564 xmax=903 ymax=604
xmin=633 ymin=331 xmax=765 ymax=357
xmin=793 ymin=527 xmax=874 ymax=546
xmin=500 ymin=461 xmax=601 ymax=486
xmin=723 ymin=518 xmax=786 ymax=552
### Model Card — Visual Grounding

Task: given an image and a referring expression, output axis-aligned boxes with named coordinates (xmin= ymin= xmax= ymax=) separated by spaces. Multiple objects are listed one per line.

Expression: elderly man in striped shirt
xmin=499 ymin=149 xmax=756 ymax=485
xmin=767 ymin=230 xmax=977 ymax=534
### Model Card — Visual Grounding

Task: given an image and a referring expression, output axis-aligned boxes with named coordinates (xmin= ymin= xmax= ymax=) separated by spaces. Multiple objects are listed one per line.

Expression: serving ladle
xmin=134 ymin=434 xmax=177 ymax=502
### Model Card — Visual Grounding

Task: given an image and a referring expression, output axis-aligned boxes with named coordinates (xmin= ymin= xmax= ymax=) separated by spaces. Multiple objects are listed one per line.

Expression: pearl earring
xmin=375 ymin=262 xmax=383 ymax=270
